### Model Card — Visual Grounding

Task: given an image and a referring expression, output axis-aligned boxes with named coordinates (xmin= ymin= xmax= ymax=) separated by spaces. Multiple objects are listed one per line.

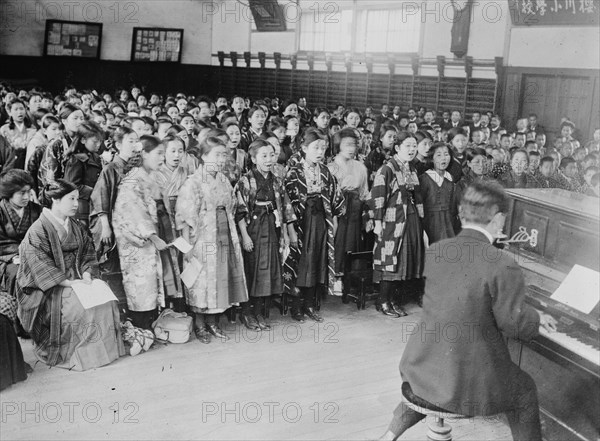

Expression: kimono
xmin=222 ymin=148 xmax=248 ymax=186
xmin=371 ymin=156 xmax=424 ymax=281
xmin=63 ymin=150 xmax=103 ymax=223
xmin=498 ymin=171 xmax=539 ymax=189
xmin=328 ymin=156 xmax=369 ymax=273
xmin=235 ymin=168 xmax=288 ymax=298
xmin=89 ymin=155 xmax=128 ymax=263
xmin=419 ymin=170 xmax=460 ymax=245
xmin=282 ymin=159 xmax=345 ymax=297
xmin=0 ymin=134 xmax=17 ymax=174
xmin=0 ymin=200 xmax=41 ymax=321
xmin=176 ymin=165 xmax=248 ymax=313
xmin=38 ymin=136 xmax=72 ymax=187
xmin=0 ymin=124 xmax=36 ymax=170
xmin=364 ymin=146 xmax=391 ymax=186
xmin=112 ymin=167 xmax=165 ymax=312
xmin=240 ymin=128 xmax=261 ymax=152
xmin=25 ymin=129 xmax=47 ymax=168
xmin=17 ymin=209 xmax=124 ymax=370
xmin=152 ymin=160 xmax=194 ymax=300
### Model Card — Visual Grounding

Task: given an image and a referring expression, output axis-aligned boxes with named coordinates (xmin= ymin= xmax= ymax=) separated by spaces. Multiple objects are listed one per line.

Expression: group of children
xmin=1 ymin=84 xmax=599 ymax=376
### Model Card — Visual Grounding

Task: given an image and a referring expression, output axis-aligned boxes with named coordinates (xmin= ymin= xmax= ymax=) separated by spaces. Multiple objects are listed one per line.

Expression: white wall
xmin=0 ymin=0 xmax=213 ymax=64
xmin=508 ymin=26 xmax=600 ymax=69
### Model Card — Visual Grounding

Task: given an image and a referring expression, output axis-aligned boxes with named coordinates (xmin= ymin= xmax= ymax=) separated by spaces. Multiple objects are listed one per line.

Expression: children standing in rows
xmin=236 ymin=139 xmax=288 ymax=331
xmin=328 ymin=128 xmax=369 ymax=293
xmin=112 ymin=135 xmax=167 ymax=330
xmin=371 ymin=132 xmax=424 ymax=318
xmin=282 ymin=128 xmax=345 ymax=323
xmin=176 ymin=137 xmax=248 ymax=344
xmin=419 ymin=143 xmax=460 ymax=244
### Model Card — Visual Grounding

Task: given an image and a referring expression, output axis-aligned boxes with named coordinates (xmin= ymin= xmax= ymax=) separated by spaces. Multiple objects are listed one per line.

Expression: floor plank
xmin=0 ymin=299 xmax=513 ymax=440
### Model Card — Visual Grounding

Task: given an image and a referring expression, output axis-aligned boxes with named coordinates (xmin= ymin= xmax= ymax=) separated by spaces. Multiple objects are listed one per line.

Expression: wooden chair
xmin=341 ymin=250 xmax=379 ymax=310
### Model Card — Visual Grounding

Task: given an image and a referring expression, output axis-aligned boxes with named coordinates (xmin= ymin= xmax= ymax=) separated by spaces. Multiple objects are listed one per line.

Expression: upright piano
xmin=503 ymin=188 xmax=600 ymax=441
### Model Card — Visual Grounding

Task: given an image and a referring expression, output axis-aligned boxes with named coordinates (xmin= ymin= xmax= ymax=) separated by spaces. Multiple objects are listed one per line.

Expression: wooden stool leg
xmin=426 ymin=416 xmax=452 ymax=441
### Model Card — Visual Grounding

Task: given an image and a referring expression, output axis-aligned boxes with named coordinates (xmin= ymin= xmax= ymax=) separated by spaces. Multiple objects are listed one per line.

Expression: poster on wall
xmin=44 ymin=20 xmax=102 ymax=58
xmin=508 ymin=0 xmax=599 ymax=26
xmin=130 ymin=28 xmax=183 ymax=63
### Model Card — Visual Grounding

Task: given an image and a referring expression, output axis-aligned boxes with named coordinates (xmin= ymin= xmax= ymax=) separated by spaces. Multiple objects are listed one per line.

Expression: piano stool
xmin=401 ymin=383 xmax=469 ymax=441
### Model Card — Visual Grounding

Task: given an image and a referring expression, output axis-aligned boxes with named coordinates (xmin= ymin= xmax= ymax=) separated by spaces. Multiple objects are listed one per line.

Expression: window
xmin=299 ymin=9 xmax=353 ymax=52
xmin=298 ymin=4 xmax=421 ymax=54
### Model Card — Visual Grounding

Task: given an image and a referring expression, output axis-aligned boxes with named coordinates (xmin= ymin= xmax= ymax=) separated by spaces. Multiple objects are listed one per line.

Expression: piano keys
xmin=503 ymin=188 xmax=600 ymax=441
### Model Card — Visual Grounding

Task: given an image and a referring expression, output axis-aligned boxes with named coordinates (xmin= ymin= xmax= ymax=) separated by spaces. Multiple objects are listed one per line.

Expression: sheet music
xmin=551 ymin=265 xmax=600 ymax=314
xmin=170 ymin=237 xmax=192 ymax=254
xmin=71 ymin=279 xmax=118 ymax=309
xmin=180 ymin=257 xmax=201 ymax=288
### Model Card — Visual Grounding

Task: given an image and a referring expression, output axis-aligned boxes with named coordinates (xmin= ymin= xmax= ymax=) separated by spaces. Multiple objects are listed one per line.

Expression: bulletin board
xmin=44 ymin=20 xmax=102 ymax=58
xmin=130 ymin=27 xmax=183 ymax=63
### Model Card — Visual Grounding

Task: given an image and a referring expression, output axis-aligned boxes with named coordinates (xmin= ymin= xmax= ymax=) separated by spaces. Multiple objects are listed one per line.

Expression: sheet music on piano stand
xmin=550 ymin=264 xmax=600 ymax=315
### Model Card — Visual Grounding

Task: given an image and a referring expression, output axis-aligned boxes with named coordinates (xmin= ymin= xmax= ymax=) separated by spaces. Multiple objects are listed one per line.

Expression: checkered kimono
xmin=282 ymin=161 xmax=345 ymax=296
xmin=16 ymin=211 xmax=98 ymax=365
xmin=371 ymin=157 xmax=422 ymax=272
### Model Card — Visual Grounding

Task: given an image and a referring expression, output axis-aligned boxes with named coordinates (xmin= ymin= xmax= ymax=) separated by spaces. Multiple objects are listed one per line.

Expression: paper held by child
xmin=180 ymin=257 xmax=201 ymax=288
xmin=71 ymin=279 xmax=119 ymax=310
xmin=169 ymin=237 xmax=193 ymax=254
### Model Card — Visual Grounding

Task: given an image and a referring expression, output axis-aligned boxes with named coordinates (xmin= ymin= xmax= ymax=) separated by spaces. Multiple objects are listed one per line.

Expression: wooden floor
xmin=0 ymin=299 xmax=513 ymax=440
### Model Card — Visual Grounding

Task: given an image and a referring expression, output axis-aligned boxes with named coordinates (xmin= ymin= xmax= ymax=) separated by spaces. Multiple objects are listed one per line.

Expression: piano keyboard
xmin=539 ymin=327 xmax=600 ymax=368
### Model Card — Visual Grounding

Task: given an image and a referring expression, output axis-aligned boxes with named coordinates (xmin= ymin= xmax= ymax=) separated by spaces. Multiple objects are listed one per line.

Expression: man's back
xmin=399 ymin=228 xmax=540 ymax=416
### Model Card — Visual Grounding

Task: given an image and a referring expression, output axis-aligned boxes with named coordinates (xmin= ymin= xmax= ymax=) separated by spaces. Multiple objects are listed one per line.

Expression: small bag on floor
xmin=152 ymin=309 xmax=193 ymax=344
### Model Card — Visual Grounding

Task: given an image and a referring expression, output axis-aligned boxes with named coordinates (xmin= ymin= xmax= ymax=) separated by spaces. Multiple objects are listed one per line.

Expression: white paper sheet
xmin=180 ymin=257 xmax=201 ymax=288
xmin=551 ymin=265 xmax=600 ymax=314
xmin=170 ymin=237 xmax=193 ymax=254
xmin=71 ymin=280 xmax=118 ymax=310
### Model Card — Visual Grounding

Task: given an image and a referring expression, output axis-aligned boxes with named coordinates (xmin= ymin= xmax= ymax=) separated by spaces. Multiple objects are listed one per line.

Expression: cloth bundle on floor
xmin=120 ymin=321 xmax=154 ymax=356
xmin=151 ymin=309 xmax=192 ymax=344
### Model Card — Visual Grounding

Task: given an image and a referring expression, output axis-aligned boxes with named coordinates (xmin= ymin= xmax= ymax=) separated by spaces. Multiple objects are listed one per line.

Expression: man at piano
xmin=380 ymin=181 xmax=558 ymax=441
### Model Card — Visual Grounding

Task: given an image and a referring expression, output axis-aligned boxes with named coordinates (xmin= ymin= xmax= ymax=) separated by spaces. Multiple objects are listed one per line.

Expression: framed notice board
xmin=131 ymin=27 xmax=183 ymax=63
xmin=44 ymin=20 xmax=102 ymax=58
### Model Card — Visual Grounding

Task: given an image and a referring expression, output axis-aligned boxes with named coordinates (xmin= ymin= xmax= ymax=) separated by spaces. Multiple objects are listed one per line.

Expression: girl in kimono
xmin=39 ymin=104 xmax=85 ymax=187
xmin=365 ymin=124 xmax=397 ymax=184
xmin=498 ymin=149 xmax=538 ymax=189
xmin=419 ymin=143 xmax=461 ymax=245
xmin=62 ymin=121 xmax=105 ymax=226
xmin=283 ymin=128 xmax=345 ymax=323
xmin=412 ymin=131 xmax=433 ymax=176
xmin=210 ymin=127 xmax=247 ymax=186
xmin=260 ymin=131 xmax=286 ymax=180
xmin=17 ymin=179 xmax=124 ymax=370
xmin=152 ymin=135 xmax=191 ymax=312
xmin=0 ymin=99 xmax=36 ymax=170
xmin=371 ymin=131 xmax=424 ymax=318
xmin=446 ymin=128 xmax=469 ymax=182
xmin=327 ymin=128 xmax=369 ymax=294
xmin=457 ymin=147 xmax=489 ymax=195
xmin=223 ymin=121 xmax=249 ymax=181
xmin=176 ymin=137 xmax=248 ymax=344
xmin=0 ymin=170 xmax=41 ymax=331
xmin=89 ymin=126 xmax=140 ymax=265
xmin=27 ymin=115 xmax=62 ymax=198
xmin=240 ymin=106 xmax=266 ymax=152
xmin=236 ymin=139 xmax=289 ymax=331
xmin=112 ymin=135 xmax=167 ymax=330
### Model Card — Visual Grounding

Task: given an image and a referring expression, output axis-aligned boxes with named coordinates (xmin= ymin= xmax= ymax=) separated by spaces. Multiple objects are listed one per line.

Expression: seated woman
xmin=17 ymin=179 xmax=125 ymax=371
xmin=0 ymin=170 xmax=42 ymax=327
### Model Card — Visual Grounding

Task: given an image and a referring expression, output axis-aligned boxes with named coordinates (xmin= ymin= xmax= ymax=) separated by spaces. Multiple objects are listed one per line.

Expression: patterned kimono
xmin=0 ymin=124 xmax=36 ymax=170
xmin=371 ymin=156 xmax=424 ymax=281
xmin=176 ymin=165 xmax=248 ymax=313
xmin=282 ymin=160 xmax=345 ymax=296
xmin=152 ymin=161 xmax=194 ymax=300
xmin=39 ymin=136 xmax=72 ymax=187
xmin=235 ymin=168 xmax=290 ymax=297
xmin=112 ymin=167 xmax=165 ymax=312
xmin=0 ymin=200 xmax=41 ymax=321
xmin=222 ymin=148 xmax=248 ymax=186
xmin=17 ymin=209 xmax=124 ymax=370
